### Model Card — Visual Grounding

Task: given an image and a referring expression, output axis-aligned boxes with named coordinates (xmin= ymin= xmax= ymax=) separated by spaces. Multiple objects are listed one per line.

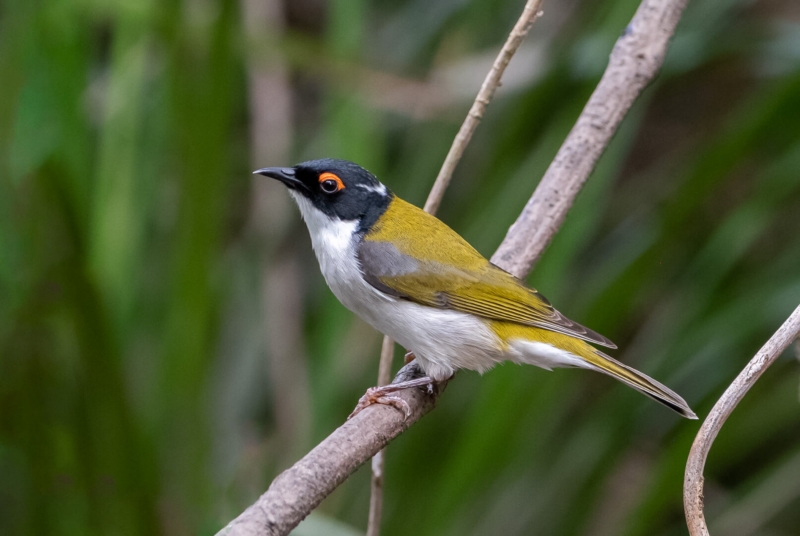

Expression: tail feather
xmin=583 ymin=350 xmax=698 ymax=419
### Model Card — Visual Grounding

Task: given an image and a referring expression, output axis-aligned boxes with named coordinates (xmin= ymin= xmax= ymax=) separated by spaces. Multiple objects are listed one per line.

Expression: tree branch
xmin=216 ymin=364 xmax=435 ymax=536
xmin=217 ymin=0 xmax=689 ymax=534
xmin=492 ymin=0 xmax=690 ymax=276
xmin=683 ymin=304 xmax=800 ymax=536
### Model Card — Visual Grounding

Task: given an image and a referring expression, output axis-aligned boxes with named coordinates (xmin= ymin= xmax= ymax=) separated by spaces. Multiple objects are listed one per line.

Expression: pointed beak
xmin=253 ymin=167 xmax=308 ymax=192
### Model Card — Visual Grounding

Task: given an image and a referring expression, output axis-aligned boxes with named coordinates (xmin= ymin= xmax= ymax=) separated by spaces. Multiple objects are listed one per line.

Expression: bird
xmin=255 ymin=158 xmax=697 ymax=420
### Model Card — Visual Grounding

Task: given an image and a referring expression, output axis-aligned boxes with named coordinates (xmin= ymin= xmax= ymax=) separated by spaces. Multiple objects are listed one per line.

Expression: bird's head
xmin=255 ymin=158 xmax=392 ymax=232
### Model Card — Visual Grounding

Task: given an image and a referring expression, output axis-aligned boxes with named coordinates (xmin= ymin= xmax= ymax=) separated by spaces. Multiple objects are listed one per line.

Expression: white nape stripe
xmin=356 ymin=182 xmax=388 ymax=195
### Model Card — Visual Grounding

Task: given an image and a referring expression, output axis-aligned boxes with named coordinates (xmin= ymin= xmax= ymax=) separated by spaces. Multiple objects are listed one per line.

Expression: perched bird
xmin=256 ymin=159 xmax=697 ymax=419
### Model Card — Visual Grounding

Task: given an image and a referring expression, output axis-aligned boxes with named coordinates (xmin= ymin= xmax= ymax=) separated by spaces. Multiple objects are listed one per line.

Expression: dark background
xmin=1 ymin=0 xmax=800 ymax=534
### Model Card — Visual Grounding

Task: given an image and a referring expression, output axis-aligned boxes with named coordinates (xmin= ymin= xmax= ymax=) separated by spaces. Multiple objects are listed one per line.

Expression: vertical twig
xmin=365 ymin=336 xmax=394 ymax=536
xmin=684 ymin=304 xmax=800 ymax=535
xmin=366 ymin=2 xmax=544 ymax=535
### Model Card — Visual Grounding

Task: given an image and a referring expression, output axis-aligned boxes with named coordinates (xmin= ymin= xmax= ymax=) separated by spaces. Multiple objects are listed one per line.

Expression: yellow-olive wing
xmin=357 ymin=238 xmax=616 ymax=349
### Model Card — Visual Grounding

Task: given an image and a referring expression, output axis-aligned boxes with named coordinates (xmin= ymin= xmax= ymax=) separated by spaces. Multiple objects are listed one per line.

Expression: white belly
xmin=346 ymin=293 xmax=505 ymax=381
xmin=291 ymin=192 xmax=586 ymax=381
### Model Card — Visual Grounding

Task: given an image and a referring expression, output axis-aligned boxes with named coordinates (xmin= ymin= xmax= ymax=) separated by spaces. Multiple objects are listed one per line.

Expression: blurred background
xmin=2 ymin=0 xmax=800 ymax=534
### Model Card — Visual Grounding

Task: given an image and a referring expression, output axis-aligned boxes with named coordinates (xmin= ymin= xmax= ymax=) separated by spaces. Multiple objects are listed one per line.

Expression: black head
xmin=255 ymin=158 xmax=392 ymax=231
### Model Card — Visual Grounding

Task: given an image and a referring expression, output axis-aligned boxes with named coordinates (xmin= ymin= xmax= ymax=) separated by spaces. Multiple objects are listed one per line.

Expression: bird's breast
xmin=298 ymin=205 xmax=509 ymax=381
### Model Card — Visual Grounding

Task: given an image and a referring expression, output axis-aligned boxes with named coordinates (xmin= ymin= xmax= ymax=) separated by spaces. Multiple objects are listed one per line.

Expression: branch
xmin=217 ymin=0 xmax=689 ymax=534
xmin=683 ymin=304 xmax=800 ymax=536
xmin=368 ymin=2 xmax=543 ymax=534
xmin=423 ymin=0 xmax=544 ymax=215
xmin=492 ymin=0 xmax=690 ymax=276
xmin=216 ymin=363 xmax=434 ymax=536
xmin=365 ymin=336 xmax=395 ymax=536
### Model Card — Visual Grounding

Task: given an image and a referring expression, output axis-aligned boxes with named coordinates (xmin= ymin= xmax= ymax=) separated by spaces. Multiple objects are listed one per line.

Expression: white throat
xmin=289 ymin=191 xmax=357 ymax=259
xmin=288 ymin=191 xmax=367 ymax=306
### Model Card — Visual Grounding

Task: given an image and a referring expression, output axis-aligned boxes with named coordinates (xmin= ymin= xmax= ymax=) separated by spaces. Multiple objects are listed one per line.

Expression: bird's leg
xmin=348 ymin=376 xmax=435 ymax=421
xmin=403 ymin=351 xmax=416 ymax=364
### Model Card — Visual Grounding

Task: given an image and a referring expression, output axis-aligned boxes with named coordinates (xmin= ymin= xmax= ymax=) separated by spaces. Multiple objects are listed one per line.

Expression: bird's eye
xmin=318 ymin=172 xmax=345 ymax=194
xmin=320 ymin=179 xmax=338 ymax=193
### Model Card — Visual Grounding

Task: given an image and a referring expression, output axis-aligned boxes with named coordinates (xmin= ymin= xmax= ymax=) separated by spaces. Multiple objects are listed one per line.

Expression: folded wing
xmin=357 ymin=238 xmax=616 ymax=349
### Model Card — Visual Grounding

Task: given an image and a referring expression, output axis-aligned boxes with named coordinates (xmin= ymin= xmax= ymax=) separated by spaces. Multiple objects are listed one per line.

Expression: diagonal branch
xmin=684 ymin=304 xmax=800 ymax=536
xmin=492 ymin=0 xmax=689 ymax=276
xmin=217 ymin=0 xmax=690 ymax=534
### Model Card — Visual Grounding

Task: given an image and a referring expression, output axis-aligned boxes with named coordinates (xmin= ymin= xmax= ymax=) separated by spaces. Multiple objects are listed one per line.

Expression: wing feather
xmin=357 ymin=237 xmax=616 ymax=349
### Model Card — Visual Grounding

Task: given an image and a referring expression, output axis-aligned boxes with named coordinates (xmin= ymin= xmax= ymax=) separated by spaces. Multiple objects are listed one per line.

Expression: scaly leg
xmin=348 ymin=376 xmax=435 ymax=421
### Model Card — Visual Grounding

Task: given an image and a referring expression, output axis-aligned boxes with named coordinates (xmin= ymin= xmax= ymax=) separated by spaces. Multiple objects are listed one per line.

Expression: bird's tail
xmin=582 ymin=350 xmax=697 ymax=419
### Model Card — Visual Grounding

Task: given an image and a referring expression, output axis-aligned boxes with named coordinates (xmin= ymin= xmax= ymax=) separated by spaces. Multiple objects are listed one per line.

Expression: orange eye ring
xmin=318 ymin=172 xmax=345 ymax=194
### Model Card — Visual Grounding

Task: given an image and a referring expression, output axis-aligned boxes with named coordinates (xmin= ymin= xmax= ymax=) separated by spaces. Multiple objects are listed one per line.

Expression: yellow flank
xmin=489 ymin=321 xmax=593 ymax=357
xmin=489 ymin=319 xmax=693 ymax=417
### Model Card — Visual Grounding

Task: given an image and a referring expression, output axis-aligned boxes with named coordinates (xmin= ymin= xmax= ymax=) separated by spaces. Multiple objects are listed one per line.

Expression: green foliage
xmin=1 ymin=0 xmax=799 ymax=534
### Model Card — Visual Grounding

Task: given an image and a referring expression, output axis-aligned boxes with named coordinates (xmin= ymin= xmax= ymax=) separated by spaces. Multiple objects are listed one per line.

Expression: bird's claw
xmin=348 ymin=387 xmax=412 ymax=421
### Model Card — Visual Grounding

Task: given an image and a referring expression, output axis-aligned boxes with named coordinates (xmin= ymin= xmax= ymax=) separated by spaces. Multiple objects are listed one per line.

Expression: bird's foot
xmin=403 ymin=351 xmax=416 ymax=364
xmin=347 ymin=376 xmax=435 ymax=421
xmin=349 ymin=388 xmax=411 ymax=420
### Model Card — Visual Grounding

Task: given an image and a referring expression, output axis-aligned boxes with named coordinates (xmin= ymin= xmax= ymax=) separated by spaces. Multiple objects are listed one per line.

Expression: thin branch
xmin=492 ymin=0 xmax=690 ymax=276
xmin=366 ymin=452 xmax=385 ymax=536
xmin=375 ymin=336 xmax=395 ymax=388
xmin=365 ymin=336 xmax=394 ymax=536
xmin=368 ymin=2 xmax=543 ymax=534
xmin=217 ymin=0 xmax=689 ymax=534
xmin=795 ymin=340 xmax=799 ymax=403
xmin=683 ymin=304 xmax=800 ymax=536
xmin=423 ymin=0 xmax=544 ymax=215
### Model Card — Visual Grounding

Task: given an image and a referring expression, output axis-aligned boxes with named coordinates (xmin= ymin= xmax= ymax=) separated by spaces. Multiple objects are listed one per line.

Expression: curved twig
xmin=217 ymin=0 xmax=689 ymax=533
xmin=684 ymin=304 xmax=800 ymax=536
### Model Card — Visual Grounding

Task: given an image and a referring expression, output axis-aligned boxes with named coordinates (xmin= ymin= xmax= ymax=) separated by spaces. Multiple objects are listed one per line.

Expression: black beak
xmin=253 ymin=167 xmax=308 ymax=192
